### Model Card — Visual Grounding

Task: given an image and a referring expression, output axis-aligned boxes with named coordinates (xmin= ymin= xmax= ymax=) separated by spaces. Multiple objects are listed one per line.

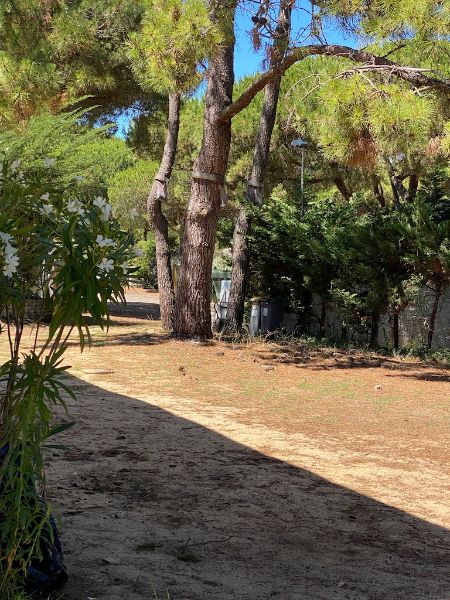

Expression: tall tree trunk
xmin=386 ymin=163 xmax=407 ymax=208
xmin=173 ymin=5 xmax=236 ymax=339
xmin=371 ymin=175 xmax=386 ymax=208
xmin=427 ymin=283 xmax=443 ymax=350
xmin=393 ymin=312 xmax=399 ymax=351
xmin=226 ymin=0 xmax=292 ymax=332
xmin=407 ymin=172 xmax=419 ymax=201
xmin=370 ymin=309 xmax=379 ymax=348
xmin=148 ymin=93 xmax=180 ymax=331
xmin=226 ymin=207 xmax=251 ymax=331
xmin=319 ymin=297 xmax=327 ymax=338
xmin=332 ymin=170 xmax=352 ymax=201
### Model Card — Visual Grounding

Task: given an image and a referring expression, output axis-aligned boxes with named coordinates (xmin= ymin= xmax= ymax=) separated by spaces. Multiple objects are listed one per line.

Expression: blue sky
xmin=233 ymin=5 xmax=358 ymax=80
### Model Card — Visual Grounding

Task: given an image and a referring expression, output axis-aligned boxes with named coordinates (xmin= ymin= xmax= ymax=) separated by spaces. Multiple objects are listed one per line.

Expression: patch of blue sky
xmin=234 ymin=4 xmax=358 ymax=80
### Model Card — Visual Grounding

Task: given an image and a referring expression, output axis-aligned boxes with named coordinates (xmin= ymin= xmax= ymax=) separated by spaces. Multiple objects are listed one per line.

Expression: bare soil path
xmin=4 ymin=288 xmax=450 ymax=599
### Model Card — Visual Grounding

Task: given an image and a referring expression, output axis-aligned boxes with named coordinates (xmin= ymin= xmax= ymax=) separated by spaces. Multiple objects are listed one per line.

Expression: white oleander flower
xmin=3 ymin=257 xmax=19 ymax=278
xmin=39 ymin=204 xmax=54 ymax=216
xmin=129 ymin=208 xmax=138 ymax=221
xmin=93 ymin=196 xmax=106 ymax=208
xmin=121 ymin=262 xmax=129 ymax=274
xmin=66 ymin=199 xmax=85 ymax=216
xmin=40 ymin=193 xmax=50 ymax=201
xmin=0 ymin=232 xmax=19 ymax=277
xmin=43 ymin=157 xmax=56 ymax=167
xmin=98 ymin=258 xmax=114 ymax=273
xmin=134 ymin=247 xmax=145 ymax=257
xmin=96 ymin=234 xmax=115 ymax=248
xmin=10 ymin=159 xmax=21 ymax=173
xmin=100 ymin=203 xmax=112 ymax=222
xmin=74 ymin=175 xmax=84 ymax=183
xmin=0 ymin=232 xmax=12 ymax=244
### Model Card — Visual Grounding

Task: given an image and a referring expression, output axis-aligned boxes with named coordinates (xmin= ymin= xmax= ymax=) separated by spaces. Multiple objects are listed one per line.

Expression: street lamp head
xmin=291 ymin=138 xmax=309 ymax=148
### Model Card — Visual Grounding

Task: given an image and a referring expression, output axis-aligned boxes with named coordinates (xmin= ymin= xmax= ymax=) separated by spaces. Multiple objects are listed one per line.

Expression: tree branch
xmin=217 ymin=44 xmax=450 ymax=123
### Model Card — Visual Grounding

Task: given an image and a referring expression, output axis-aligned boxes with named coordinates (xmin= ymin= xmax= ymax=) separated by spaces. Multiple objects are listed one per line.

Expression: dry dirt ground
xmin=3 ymin=288 xmax=450 ymax=600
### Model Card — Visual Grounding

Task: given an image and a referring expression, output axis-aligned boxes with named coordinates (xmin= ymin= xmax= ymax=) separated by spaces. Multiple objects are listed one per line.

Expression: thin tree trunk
xmin=319 ymin=298 xmax=327 ymax=338
xmin=148 ymin=93 xmax=180 ymax=331
xmin=226 ymin=207 xmax=251 ymax=331
xmin=173 ymin=5 xmax=236 ymax=339
xmin=427 ymin=284 xmax=442 ymax=350
xmin=386 ymin=164 xmax=407 ymax=208
xmin=407 ymin=172 xmax=419 ymax=201
xmin=226 ymin=0 xmax=292 ymax=332
xmin=332 ymin=172 xmax=352 ymax=201
xmin=371 ymin=175 xmax=386 ymax=208
xmin=393 ymin=312 xmax=399 ymax=351
xmin=370 ymin=309 xmax=379 ymax=348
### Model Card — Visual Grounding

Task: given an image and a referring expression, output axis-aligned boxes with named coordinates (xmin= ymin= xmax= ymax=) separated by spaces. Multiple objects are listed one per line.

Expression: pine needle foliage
xmin=0 ymin=0 xmax=147 ymax=125
xmin=0 ymin=110 xmax=134 ymax=195
xmin=317 ymin=0 xmax=450 ymax=40
xmin=282 ymin=50 xmax=449 ymax=170
xmin=128 ymin=0 xmax=222 ymax=94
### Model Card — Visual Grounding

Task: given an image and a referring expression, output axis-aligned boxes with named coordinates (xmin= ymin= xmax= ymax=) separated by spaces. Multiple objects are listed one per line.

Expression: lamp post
xmin=290 ymin=138 xmax=309 ymax=195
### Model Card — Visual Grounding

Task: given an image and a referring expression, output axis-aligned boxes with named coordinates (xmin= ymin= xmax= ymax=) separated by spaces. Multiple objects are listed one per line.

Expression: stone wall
xmin=283 ymin=286 xmax=450 ymax=350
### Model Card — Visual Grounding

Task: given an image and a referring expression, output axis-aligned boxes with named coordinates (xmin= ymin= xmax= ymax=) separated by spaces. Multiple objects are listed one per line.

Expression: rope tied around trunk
xmin=247 ymin=180 xmax=263 ymax=205
xmin=192 ymin=171 xmax=228 ymax=207
xmin=154 ymin=176 xmax=168 ymax=201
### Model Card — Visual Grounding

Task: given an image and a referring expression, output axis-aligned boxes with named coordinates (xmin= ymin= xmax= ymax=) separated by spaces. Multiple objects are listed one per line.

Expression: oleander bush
xmin=0 ymin=158 xmax=135 ymax=598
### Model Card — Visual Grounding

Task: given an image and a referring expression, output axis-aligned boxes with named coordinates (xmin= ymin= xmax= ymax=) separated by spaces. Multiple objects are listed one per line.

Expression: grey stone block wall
xmin=396 ymin=286 xmax=450 ymax=350
xmin=283 ymin=286 xmax=450 ymax=350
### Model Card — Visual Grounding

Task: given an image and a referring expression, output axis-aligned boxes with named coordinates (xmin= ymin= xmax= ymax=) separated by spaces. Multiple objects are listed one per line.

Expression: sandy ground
xmin=3 ymin=288 xmax=450 ymax=599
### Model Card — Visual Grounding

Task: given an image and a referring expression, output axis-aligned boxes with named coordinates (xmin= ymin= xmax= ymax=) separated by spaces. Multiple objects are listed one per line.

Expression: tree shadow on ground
xmin=63 ymin=300 xmax=167 ymax=348
xmin=49 ymin=375 xmax=450 ymax=600
xmin=62 ymin=330 xmax=171 ymax=349
xmin=108 ymin=300 xmax=161 ymax=322
xmin=250 ymin=344 xmax=450 ymax=376
xmin=385 ymin=371 xmax=450 ymax=383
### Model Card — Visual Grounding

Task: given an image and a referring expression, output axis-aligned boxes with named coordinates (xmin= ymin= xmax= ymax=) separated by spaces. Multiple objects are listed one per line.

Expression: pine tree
xmin=128 ymin=0 xmax=221 ymax=330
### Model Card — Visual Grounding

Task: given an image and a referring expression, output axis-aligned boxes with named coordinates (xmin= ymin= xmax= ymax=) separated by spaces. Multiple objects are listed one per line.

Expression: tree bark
xmin=370 ymin=309 xmax=379 ymax=348
xmin=407 ymin=172 xmax=419 ymax=201
xmin=427 ymin=284 xmax=443 ymax=350
xmin=226 ymin=0 xmax=292 ymax=332
xmin=319 ymin=298 xmax=327 ymax=338
xmin=386 ymin=162 xmax=408 ymax=208
xmin=332 ymin=171 xmax=352 ymax=201
xmin=173 ymin=4 xmax=236 ymax=339
xmin=148 ymin=92 xmax=180 ymax=331
xmin=371 ymin=175 xmax=386 ymax=208
xmin=391 ymin=176 xmax=407 ymax=207
xmin=226 ymin=207 xmax=251 ymax=331
xmin=393 ymin=312 xmax=399 ymax=351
